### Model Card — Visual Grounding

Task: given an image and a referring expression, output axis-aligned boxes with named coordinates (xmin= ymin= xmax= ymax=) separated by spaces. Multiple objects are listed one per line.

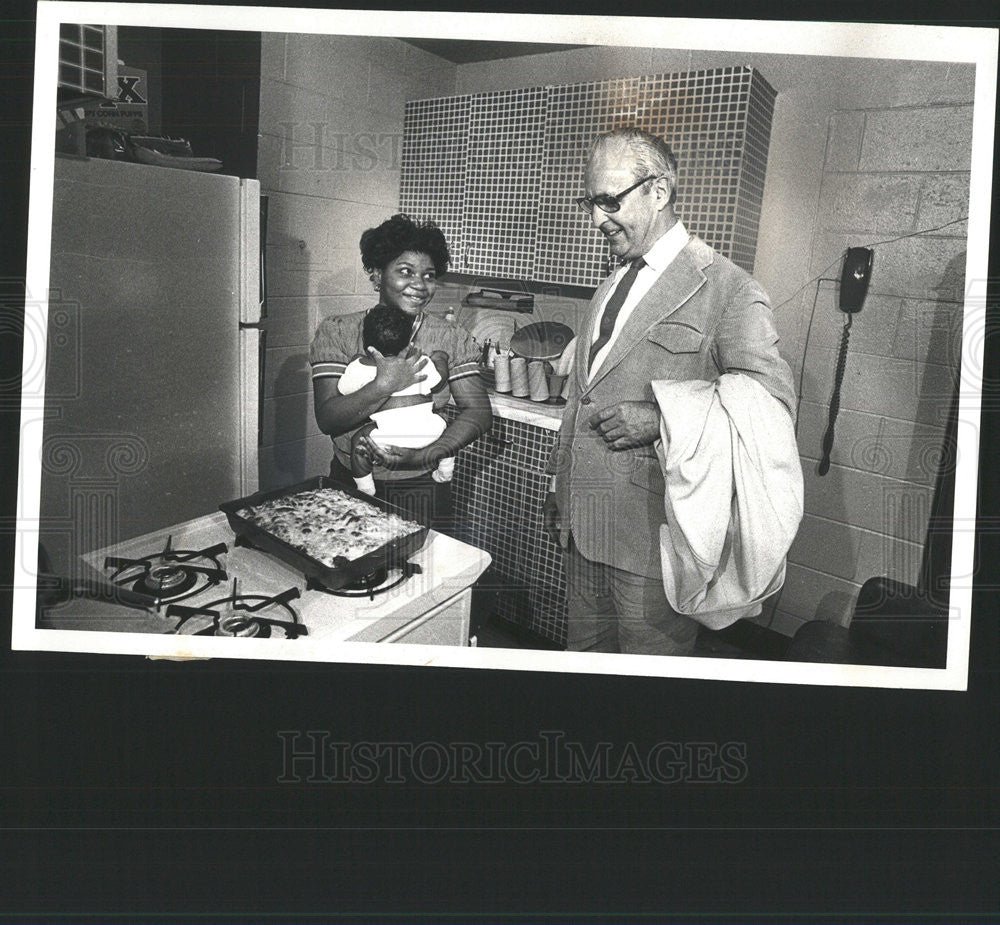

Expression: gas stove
xmin=39 ymin=511 xmax=492 ymax=646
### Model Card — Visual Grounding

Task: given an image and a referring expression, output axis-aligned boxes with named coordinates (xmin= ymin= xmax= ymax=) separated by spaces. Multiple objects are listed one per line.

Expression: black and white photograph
xmin=12 ymin=3 xmax=997 ymax=690
xmin=3 ymin=1 xmax=1000 ymax=920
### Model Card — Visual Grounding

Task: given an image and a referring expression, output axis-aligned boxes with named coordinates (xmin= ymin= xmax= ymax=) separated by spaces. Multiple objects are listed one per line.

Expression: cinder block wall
xmin=769 ymin=101 xmax=972 ymax=633
xmin=256 ymin=34 xmax=456 ymax=490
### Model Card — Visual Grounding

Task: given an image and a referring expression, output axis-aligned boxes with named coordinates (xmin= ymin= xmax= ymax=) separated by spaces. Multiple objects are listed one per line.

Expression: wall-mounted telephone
xmin=818 ymin=247 xmax=874 ymax=475
xmin=839 ymin=246 xmax=874 ymax=312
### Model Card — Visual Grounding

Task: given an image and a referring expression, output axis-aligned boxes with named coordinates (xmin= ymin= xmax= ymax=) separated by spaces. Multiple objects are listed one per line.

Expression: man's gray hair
xmin=589 ymin=127 xmax=678 ymax=204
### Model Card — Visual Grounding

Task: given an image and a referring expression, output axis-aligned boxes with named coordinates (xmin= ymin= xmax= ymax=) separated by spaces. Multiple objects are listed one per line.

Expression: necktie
xmin=589 ymin=257 xmax=646 ymax=371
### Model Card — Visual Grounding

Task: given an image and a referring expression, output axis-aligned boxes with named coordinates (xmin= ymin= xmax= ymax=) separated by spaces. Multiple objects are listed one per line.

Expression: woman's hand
xmin=361 ymin=437 xmax=431 ymax=471
xmin=368 ymin=347 xmax=429 ymax=395
xmin=356 ymin=363 xmax=494 ymax=474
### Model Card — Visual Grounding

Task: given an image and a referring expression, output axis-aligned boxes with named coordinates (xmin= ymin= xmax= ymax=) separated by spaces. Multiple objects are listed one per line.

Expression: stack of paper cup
xmin=528 ymin=361 xmax=549 ymax=402
xmin=493 ymin=351 xmax=512 ymax=393
xmin=509 ymin=357 xmax=529 ymax=397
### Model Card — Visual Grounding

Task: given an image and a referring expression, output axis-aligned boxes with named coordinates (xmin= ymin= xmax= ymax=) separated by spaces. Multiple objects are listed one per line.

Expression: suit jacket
xmin=551 ymin=235 xmax=797 ymax=579
xmin=653 ymin=375 xmax=804 ymax=627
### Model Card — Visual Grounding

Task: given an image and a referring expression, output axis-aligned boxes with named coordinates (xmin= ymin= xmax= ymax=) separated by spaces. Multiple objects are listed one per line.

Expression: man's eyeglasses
xmin=576 ymin=175 xmax=659 ymax=214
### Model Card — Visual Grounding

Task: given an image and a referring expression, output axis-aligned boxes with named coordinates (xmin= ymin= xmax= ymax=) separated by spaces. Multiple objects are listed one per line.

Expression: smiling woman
xmin=308 ymin=214 xmax=492 ymax=535
xmin=360 ymin=214 xmax=449 ymax=309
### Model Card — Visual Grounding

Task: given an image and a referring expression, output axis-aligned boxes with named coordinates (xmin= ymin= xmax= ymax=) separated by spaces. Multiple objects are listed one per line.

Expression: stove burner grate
xmin=308 ymin=561 xmax=421 ymax=600
xmin=165 ymin=580 xmax=305 ymax=639
xmin=104 ymin=535 xmax=228 ymax=607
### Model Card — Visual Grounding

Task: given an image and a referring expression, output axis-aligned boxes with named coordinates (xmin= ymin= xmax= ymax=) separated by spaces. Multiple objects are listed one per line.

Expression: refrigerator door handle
xmin=256 ymin=327 xmax=266 ymax=447
xmin=259 ymin=194 xmax=268 ymax=321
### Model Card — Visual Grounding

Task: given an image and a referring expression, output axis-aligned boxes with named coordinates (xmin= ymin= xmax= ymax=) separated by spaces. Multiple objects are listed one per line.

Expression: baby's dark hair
xmin=360 ymin=213 xmax=450 ymax=278
xmin=362 ymin=304 xmax=415 ymax=357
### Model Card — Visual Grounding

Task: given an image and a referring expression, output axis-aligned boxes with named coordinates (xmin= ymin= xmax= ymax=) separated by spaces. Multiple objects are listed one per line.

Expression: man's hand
xmin=588 ymin=401 xmax=661 ymax=450
xmin=368 ymin=347 xmax=429 ymax=395
xmin=542 ymin=492 xmax=565 ymax=548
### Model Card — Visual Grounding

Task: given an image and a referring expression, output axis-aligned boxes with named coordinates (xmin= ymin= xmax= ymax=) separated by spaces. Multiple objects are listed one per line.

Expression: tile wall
xmin=402 ymin=67 xmax=776 ymax=287
xmin=399 ymin=94 xmax=470 ymax=273
xmin=464 ymin=87 xmax=548 ymax=280
xmin=535 ymin=75 xmax=645 ymax=285
xmin=449 ymin=412 xmax=567 ymax=645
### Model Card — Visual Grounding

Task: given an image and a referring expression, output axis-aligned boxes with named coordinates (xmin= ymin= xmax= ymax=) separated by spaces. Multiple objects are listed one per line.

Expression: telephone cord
xmin=818 ymin=313 xmax=853 ymax=476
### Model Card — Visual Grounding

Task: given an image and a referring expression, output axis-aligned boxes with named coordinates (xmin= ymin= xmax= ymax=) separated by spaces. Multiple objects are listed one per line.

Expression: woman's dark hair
xmin=360 ymin=213 xmax=450 ymax=278
xmin=362 ymin=304 xmax=415 ymax=357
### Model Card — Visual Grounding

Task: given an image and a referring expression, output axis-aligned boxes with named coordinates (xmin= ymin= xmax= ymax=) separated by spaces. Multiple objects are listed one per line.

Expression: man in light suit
xmin=543 ymin=127 xmax=797 ymax=656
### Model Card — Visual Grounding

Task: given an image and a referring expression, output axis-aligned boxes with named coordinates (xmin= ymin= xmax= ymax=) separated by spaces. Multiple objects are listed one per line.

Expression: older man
xmin=544 ymin=127 xmax=798 ymax=656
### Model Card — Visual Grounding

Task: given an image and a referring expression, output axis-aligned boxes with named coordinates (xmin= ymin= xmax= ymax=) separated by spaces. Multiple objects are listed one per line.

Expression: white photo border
xmin=14 ymin=2 xmax=999 ymax=690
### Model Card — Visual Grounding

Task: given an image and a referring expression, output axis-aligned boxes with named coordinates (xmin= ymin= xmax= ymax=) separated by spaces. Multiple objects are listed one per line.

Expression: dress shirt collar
xmin=637 ymin=220 xmax=689 ymax=275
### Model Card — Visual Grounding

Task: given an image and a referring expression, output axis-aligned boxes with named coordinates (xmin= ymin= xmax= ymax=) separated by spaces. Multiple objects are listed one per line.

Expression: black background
xmin=2 ymin=0 xmax=999 ymax=920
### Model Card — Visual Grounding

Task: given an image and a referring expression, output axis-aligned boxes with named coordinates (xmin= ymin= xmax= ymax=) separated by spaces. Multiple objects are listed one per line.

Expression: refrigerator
xmin=39 ymin=154 xmax=263 ymax=581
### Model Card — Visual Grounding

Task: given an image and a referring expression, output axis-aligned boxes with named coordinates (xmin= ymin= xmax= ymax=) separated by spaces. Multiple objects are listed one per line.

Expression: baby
xmin=338 ymin=305 xmax=454 ymax=495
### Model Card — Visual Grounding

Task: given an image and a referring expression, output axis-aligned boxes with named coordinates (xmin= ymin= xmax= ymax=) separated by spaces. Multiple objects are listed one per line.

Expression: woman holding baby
xmin=309 ymin=213 xmax=492 ymax=533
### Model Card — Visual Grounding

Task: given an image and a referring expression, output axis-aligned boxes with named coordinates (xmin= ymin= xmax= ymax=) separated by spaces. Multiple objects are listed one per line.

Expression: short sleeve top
xmin=310 ymin=309 xmax=480 ymax=384
xmin=309 ymin=308 xmax=481 ymax=476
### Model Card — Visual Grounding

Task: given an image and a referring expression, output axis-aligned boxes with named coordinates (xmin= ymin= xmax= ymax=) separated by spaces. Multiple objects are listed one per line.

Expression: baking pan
xmin=219 ymin=476 xmax=429 ymax=591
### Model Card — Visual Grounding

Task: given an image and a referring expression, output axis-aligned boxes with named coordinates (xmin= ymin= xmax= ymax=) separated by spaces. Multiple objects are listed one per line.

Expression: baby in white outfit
xmin=338 ymin=305 xmax=453 ymax=495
